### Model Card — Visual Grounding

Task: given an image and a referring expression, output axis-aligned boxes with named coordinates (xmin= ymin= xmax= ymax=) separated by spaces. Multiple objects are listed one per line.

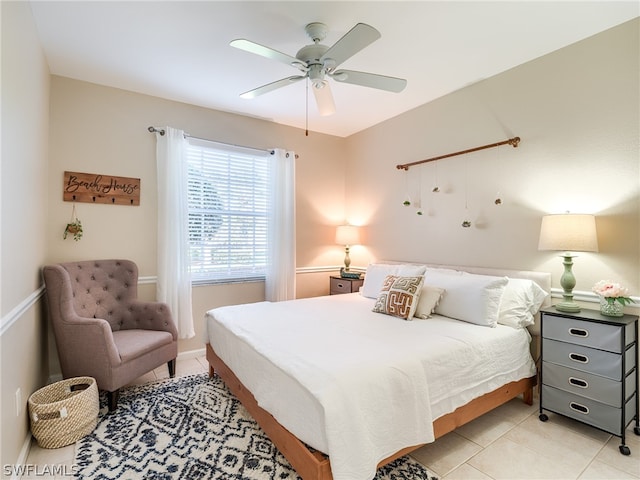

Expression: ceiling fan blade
xmin=240 ymin=76 xmax=305 ymax=99
xmin=320 ymin=23 xmax=381 ymax=70
xmin=230 ymin=39 xmax=300 ymax=68
xmin=312 ymin=82 xmax=336 ymax=116
xmin=332 ymin=70 xmax=407 ymax=93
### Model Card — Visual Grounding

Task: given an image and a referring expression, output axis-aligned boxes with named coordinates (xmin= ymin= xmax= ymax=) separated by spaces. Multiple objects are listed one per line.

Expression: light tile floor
xmin=24 ymin=356 xmax=640 ymax=479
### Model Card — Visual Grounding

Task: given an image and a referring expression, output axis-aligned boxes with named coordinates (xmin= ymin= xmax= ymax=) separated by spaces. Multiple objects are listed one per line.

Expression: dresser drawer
xmin=542 ymin=361 xmax=636 ymax=408
xmin=542 ymin=385 xmax=636 ymax=436
xmin=330 ymin=277 xmax=363 ymax=295
xmin=542 ymin=315 xmax=628 ymax=353
xmin=542 ymin=338 xmax=623 ymax=380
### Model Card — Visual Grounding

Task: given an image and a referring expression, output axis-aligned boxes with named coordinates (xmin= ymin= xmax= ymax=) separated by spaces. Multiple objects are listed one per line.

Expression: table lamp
xmin=335 ymin=225 xmax=361 ymax=273
xmin=538 ymin=213 xmax=598 ymax=312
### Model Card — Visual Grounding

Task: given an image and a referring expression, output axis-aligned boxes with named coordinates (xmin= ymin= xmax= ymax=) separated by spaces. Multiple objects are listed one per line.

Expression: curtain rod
xmin=396 ymin=136 xmax=521 ymax=171
xmin=147 ymin=126 xmax=276 ymax=156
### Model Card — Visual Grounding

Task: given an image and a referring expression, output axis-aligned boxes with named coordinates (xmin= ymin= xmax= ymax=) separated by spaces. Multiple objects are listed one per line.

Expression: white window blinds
xmin=186 ymin=138 xmax=270 ymax=283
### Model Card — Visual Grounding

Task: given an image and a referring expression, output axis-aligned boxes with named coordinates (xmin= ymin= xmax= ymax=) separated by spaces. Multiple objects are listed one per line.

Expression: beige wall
xmin=1 ymin=0 xmax=51 ymax=469
xmin=345 ymin=19 xmax=639 ymax=300
xmin=47 ymin=76 xmax=349 ymax=354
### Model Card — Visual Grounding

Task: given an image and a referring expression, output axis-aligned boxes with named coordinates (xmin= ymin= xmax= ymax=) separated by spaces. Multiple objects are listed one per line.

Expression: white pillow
xmin=498 ymin=278 xmax=548 ymax=328
xmin=414 ymin=285 xmax=446 ymax=319
xmin=425 ymin=267 xmax=463 ymax=275
xmin=361 ymin=263 xmax=426 ymax=299
xmin=398 ymin=264 xmax=427 ymax=276
xmin=427 ymin=271 xmax=508 ymax=327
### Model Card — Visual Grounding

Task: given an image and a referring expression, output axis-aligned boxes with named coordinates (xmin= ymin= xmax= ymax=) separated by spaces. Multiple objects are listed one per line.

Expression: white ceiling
xmin=30 ymin=1 xmax=638 ymax=137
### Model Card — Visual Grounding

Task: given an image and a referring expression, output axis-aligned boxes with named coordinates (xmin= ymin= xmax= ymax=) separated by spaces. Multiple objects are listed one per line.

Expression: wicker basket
xmin=28 ymin=376 xmax=99 ymax=448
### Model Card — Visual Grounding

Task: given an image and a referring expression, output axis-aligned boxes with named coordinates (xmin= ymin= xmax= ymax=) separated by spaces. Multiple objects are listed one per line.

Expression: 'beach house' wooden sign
xmin=63 ymin=171 xmax=140 ymax=206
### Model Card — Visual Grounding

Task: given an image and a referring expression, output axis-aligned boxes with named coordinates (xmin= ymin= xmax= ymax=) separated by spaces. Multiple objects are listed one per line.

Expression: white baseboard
xmin=10 ymin=433 xmax=33 ymax=480
xmin=178 ymin=347 xmax=206 ymax=360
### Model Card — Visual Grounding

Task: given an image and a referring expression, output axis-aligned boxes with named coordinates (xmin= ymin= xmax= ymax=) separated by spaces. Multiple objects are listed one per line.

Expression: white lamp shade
xmin=538 ymin=214 xmax=598 ymax=252
xmin=335 ymin=225 xmax=361 ymax=246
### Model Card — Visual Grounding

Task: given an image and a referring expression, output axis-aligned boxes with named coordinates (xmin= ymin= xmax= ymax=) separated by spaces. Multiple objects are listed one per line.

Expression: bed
xmin=204 ymin=263 xmax=551 ymax=480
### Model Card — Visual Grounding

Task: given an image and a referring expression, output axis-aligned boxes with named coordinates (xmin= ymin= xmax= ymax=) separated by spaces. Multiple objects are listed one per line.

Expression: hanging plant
xmin=63 ymin=204 xmax=83 ymax=241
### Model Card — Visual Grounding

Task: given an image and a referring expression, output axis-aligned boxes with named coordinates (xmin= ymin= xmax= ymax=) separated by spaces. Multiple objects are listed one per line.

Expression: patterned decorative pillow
xmin=372 ymin=275 xmax=424 ymax=320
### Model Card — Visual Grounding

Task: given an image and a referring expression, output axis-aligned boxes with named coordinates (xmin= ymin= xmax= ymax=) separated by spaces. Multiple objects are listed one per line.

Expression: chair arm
xmin=127 ymin=300 xmax=178 ymax=340
xmin=57 ymin=314 xmax=121 ymax=366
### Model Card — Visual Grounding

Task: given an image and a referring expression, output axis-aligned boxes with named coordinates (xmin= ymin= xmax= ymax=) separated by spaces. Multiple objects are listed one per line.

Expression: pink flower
xmin=592 ymin=280 xmax=628 ymax=298
xmin=592 ymin=280 xmax=634 ymax=306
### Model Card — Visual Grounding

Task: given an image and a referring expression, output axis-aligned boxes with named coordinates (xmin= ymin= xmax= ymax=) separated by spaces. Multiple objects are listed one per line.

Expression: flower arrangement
xmin=592 ymin=280 xmax=635 ymax=306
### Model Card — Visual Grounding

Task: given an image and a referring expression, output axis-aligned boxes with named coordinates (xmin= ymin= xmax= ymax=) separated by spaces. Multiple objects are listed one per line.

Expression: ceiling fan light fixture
xmin=332 ymin=71 xmax=348 ymax=81
xmin=313 ymin=79 xmax=327 ymax=89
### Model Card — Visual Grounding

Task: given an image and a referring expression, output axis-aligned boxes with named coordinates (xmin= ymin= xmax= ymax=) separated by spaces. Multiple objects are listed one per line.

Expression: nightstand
xmin=539 ymin=307 xmax=640 ymax=455
xmin=330 ymin=276 xmax=364 ymax=295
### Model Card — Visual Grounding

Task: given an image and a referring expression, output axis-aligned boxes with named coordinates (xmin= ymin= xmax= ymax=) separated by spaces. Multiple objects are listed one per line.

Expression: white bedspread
xmin=205 ymin=293 xmax=536 ymax=480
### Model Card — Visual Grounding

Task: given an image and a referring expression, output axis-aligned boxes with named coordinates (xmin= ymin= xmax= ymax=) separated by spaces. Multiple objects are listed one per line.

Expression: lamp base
xmin=554 ymin=301 xmax=581 ymax=313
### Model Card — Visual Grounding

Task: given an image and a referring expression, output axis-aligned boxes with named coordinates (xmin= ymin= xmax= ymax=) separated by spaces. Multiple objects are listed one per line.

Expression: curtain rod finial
xmin=148 ymin=126 xmax=165 ymax=136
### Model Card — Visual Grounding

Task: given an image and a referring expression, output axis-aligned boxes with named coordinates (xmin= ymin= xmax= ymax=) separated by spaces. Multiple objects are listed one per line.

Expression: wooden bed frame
xmin=207 ymin=343 xmax=536 ymax=480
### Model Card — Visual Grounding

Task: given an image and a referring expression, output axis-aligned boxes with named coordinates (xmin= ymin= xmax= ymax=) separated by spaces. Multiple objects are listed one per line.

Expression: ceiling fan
xmin=230 ymin=22 xmax=407 ymax=116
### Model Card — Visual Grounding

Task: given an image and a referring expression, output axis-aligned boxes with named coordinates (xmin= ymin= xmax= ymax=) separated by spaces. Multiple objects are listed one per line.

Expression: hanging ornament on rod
xmin=402 ymin=169 xmax=412 ymax=206
xmin=432 ymin=160 xmax=440 ymax=193
xmin=494 ymin=144 xmax=503 ymax=205
xmin=416 ymin=167 xmax=423 ymax=215
xmin=461 ymin=158 xmax=471 ymax=228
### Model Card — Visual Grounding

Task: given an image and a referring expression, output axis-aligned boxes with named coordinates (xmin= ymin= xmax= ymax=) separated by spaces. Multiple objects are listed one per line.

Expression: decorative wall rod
xmin=396 ymin=136 xmax=521 ymax=171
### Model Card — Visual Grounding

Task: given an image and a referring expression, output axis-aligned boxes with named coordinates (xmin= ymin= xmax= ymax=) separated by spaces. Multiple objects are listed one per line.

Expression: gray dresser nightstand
xmin=330 ymin=276 xmax=364 ymax=295
xmin=539 ymin=307 xmax=640 ymax=455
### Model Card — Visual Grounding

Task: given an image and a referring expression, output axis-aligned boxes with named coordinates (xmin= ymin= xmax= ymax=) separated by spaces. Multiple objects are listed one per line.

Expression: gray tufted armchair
xmin=43 ymin=259 xmax=178 ymax=411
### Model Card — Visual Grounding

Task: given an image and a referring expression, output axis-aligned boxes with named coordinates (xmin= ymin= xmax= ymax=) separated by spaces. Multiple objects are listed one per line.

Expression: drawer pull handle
xmin=569 ymin=328 xmax=589 ymax=338
xmin=569 ymin=352 xmax=589 ymax=364
xmin=569 ymin=402 xmax=589 ymax=415
xmin=337 ymin=283 xmax=344 ymax=288
xmin=569 ymin=377 xmax=589 ymax=389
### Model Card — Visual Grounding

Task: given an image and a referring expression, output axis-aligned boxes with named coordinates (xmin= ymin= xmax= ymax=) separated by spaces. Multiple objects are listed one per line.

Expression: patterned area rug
xmin=75 ymin=373 xmax=438 ymax=479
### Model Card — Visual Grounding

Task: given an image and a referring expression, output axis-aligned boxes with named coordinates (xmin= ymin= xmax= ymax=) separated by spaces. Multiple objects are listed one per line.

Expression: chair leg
xmin=108 ymin=389 xmax=120 ymax=412
xmin=168 ymin=358 xmax=176 ymax=378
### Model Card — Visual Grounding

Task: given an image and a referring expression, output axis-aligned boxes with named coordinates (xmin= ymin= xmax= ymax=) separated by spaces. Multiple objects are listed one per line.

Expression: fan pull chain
xmin=305 ymin=80 xmax=309 ymax=137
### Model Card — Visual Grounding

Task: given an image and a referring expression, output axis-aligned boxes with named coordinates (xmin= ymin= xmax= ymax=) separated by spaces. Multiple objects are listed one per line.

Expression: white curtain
xmin=265 ymin=149 xmax=296 ymax=302
xmin=155 ymin=127 xmax=195 ymax=338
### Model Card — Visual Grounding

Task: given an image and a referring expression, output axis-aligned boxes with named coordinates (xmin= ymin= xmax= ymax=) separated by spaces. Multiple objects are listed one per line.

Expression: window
xmin=186 ymin=138 xmax=270 ymax=283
